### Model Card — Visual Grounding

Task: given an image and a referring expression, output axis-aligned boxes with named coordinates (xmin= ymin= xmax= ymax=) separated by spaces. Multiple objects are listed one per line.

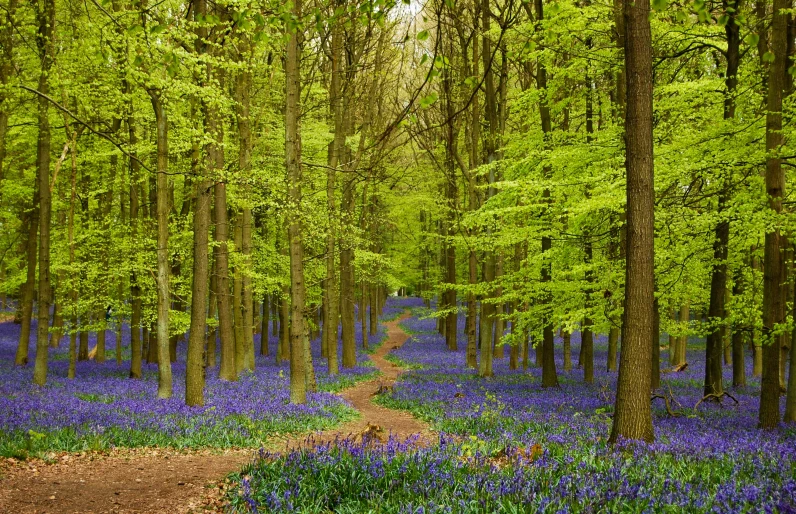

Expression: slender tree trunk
xmin=731 ymin=270 xmax=747 ymax=386
xmin=32 ymin=0 xmax=55 ymax=386
xmin=235 ymin=53 xmax=255 ymax=372
xmin=15 ymin=208 xmax=37 ymax=366
xmin=582 ymin=70 xmax=596 ymax=384
xmin=232 ymin=215 xmax=245 ymax=373
xmin=279 ymin=287 xmax=290 ymax=362
xmin=786 ymin=258 xmax=796 ymax=420
xmin=361 ymin=282 xmax=369 ymax=350
xmin=369 ymin=285 xmax=378 ymax=336
xmin=704 ymin=0 xmax=740 ymax=398
xmin=272 ymin=293 xmax=279 ymax=336
xmin=285 ymin=0 xmax=307 ymax=404
xmin=186 ymin=0 xmax=216 ymax=400
xmin=148 ymin=92 xmax=172 ymax=398
xmin=260 ymin=294 xmax=269 ymax=355
xmin=340 ymin=179 xmax=356 ymax=368
xmin=478 ymin=0 xmax=497 ymax=379
xmin=609 ymin=0 xmax=655 ymax=443
xmin=324 ymin=15 xmax=342 ymax=373
xmin=760 ymin=0 xmax=788 ymax=428
xmin=128 ymin=89 xmax=142 ymax=379
xmin=536 ymin=0 xmax=558 ymax=388
xmin=652 ymin=297 xmax=660 ymax=390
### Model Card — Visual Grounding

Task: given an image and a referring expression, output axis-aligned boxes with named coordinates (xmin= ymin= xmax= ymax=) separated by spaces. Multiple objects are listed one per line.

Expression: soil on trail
xmin=0 ymin=311 xmax=428 ymax=513
xmin=272 ymin=312 xmax=432 ymax=451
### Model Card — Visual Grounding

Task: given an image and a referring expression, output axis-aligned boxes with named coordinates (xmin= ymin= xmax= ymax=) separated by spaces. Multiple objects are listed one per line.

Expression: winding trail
xmin=0 ymin=311 xmax=427 ymax=513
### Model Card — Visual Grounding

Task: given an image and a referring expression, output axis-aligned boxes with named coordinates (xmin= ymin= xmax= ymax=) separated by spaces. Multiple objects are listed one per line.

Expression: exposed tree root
xmin=694 ymin=391 xmax=739 ymax=410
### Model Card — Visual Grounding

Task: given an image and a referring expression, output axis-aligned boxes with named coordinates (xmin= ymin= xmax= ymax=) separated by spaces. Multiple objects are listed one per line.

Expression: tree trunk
xmin=232 ymin=215 xmax=245 ymax=373
xmin=609 ymin=0 xmax=654 ymax=443
xmin=148 ymin=92 xmax=172 ymax=398
xmin=731 ymin=271 xmax=746 ymax=387
xmin=340 ymin=181 xmax=356 ymax=368
xmin=536 ymin=0 xmax=558 ymax=389
xmin=285 ymin=0 xmax=307 ymax=404
xmin=279 ymin=288 xmax=290 ymax=362
xmin=369 ymin=285 xmax=378 ymax=336
xmin=186 ymin=0 xmax=215 ymax=400
xmin=652 ymin=296 xmax=660 ymax=390
xmin=760 ymin=0 xmax=788 ymax=428
xmin=15 ymin=208 xmax=37 ymax=366
xmin=563 ymin=331 xmax=572 ymax=372
xmin=361 ymin=282 xmax=369 ymax=350
xmin=324 ymin=14 xmax=342 ymax=373
xmin=582 ymin=69 xmax=596 ymax=384
xmin=260 ymin=294 xmax=269 ymax=355
xmin=32 ymin=0 xmax=55 ymax=385
xmin=129 ymin=93 xmax=142 ymax=379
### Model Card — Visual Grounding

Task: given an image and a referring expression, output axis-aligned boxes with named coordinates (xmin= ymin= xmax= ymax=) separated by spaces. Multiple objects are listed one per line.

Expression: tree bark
xmin=285 ymin=0 xmax=307 ymax=404
xmin=15 ymin=207 xmax=37 ymax=366
xmin=760 ymin=0 xmax=788 ymax=428
xmin=609 ymin=0 xmax=655 ymax=443
xmin=32 ymin=0 xmax=55 ymax=386
xmin=232 ymin=215 xmax=245 ymax=373
xmin=324 ymin=12 xmax=342 ymax=373
xmin=535 ymin=0 xmax=558 ymax=389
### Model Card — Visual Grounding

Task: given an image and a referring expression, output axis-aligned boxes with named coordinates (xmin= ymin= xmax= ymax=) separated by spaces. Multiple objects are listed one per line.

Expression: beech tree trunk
xmin=32 ymin=0 xmax=55 ymax=386
xmin=760 ymin=0 xmax=788 ymax=428
xmin=185 ymin=0 xmax=216 ymax=402
xmin=609 ymin=0 xmax=655 ymax=443
xmin=285 ymin=0 xmax=307 ymax=404
xmin=15 ymin=208 xmax=37 ymax=366
xmin=149 ymin=92 xmax=172 ymax=399
xmin=233 ymin=215 xmax=245 ymax=373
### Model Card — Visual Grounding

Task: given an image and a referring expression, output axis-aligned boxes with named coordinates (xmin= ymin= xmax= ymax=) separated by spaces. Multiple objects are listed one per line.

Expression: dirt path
xmin=271 ymin=312 xmax=431 ymax=451
xmin=0 ymin=312 xmax=427 ymax=513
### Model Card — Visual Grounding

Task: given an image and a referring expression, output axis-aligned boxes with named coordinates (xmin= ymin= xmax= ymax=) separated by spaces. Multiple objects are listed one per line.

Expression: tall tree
xmin=609 ymin=0 xmax=654 ymax=443
xmin=32 ymin=0 xmax=56 ymax=386
xmin=149 ymin=91 xmax=172 ymax=399
xmin=759 ymin=0 xmax=788 ymax=429
xmin=286 ymin=0 xmax=307 ymax=404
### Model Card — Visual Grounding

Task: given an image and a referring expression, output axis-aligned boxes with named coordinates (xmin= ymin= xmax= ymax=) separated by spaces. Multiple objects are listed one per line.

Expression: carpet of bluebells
xmin=229 ymin=298 xmax=796 ymax=513
xmin=0 ymin=305 xmax=388 ymax=457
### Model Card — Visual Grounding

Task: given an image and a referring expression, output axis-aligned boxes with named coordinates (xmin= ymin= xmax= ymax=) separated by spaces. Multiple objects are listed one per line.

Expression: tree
xmin=285 ymin=0 xmax=307 ymax=404
xmin=609 ymin=0 xmax=654 ymax=443
xmin=759 ymin=0 xmax=788 ymax=429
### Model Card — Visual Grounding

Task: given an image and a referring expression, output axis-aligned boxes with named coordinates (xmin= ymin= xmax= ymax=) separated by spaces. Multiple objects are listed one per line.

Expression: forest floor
xmin=0 ymin=312 xmax=429 ymax=513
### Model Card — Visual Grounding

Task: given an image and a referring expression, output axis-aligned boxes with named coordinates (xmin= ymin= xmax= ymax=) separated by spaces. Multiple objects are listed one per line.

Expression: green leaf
xmin=420 ymin=92 xmax=438 ymax=108
xmin=126 ymin=24 xmax=144 ymax=36
xmin=763 ymin=51 xmax=775 ymax=63
xmin=745 ymin=33 xmax=760 ymax=47
xmin=420 ymin=54 xmax=429 ymax=66
xmin=652 ymin=0 xmax=668 ymax=11
xmin=150 ymin=24 xmax=166 ymax=34
xmin=416 ymin=30 xmax=429 ymax=41
xmin=717 ymin=14 xmax=729 ymax=25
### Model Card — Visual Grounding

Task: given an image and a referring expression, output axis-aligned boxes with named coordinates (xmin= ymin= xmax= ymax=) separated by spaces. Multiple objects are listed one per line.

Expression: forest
xmin=0 ymin=0 xmax=795 ymax=510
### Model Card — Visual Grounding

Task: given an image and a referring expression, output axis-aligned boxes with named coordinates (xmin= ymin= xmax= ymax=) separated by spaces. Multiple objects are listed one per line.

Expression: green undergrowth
xmin=0 ymin=403 xmax=359 ymax=459
xmin=384 ymin=353 xmax=424 ymax=370
xmin=317 ymin=370 xmax=382 ymax=392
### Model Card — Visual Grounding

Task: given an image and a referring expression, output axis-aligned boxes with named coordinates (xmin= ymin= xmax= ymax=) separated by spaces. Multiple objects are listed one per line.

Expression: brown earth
xmin=0 ymin=312 xmax=427 ymax=513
